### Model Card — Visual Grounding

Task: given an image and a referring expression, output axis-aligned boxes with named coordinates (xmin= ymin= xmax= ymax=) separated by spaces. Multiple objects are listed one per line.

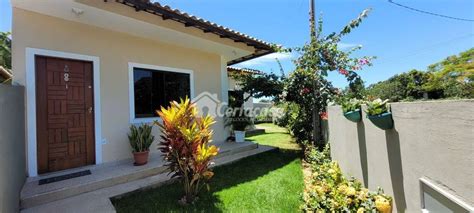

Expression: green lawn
xmin=112 ymin=124 xmax=303 ymax=213
xmin=249 ymin=123 xmax=301 ymax=151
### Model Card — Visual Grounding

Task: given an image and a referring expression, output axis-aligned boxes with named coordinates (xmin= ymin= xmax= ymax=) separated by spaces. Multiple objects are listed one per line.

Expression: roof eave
xmin=112 ymin=0 xmax=275 ymax=65
xmin=115 ymin=0 xmax=274 ymax=48
xmin=227 ymin=49 xmax=275 ymax=66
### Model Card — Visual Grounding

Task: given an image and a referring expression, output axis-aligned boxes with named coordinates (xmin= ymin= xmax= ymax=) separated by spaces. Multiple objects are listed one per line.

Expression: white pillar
xmin=220 ymin=56 xmax=229 ymax=103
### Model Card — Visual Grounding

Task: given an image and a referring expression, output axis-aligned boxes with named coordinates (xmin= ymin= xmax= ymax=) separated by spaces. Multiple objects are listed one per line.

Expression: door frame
xmin=26 ymin=48 xmax=102 ymax=177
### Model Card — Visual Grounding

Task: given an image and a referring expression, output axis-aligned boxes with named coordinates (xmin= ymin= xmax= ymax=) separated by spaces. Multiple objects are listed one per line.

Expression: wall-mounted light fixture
xmin=71 ymin=8 xmax=84 ymax=16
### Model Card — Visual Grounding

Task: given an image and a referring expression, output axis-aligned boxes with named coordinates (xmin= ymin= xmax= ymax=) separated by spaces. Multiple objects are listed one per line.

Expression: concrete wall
xmin=0 ymin=85 xmax=26 ymax=212
xmin=328 ymin=100 xmax=474 ymax=213
xmin=12 ymin=8 xmax=230 ymax=171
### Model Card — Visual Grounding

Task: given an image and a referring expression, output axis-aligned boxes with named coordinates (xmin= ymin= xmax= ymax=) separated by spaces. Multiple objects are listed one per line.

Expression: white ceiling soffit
xmin=11 ymin=0 xmax=251 ymax=61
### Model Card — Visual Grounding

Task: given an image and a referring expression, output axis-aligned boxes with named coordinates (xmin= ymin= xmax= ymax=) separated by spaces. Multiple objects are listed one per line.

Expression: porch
xmin=21 ymin=141 xmax=275 ymax=212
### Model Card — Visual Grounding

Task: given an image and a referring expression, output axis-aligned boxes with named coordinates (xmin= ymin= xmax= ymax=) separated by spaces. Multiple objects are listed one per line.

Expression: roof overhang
xmin=12 ymin=0 xmax=274 ymax=65
xmin=227 ymin=66 xmax=263 ymax=75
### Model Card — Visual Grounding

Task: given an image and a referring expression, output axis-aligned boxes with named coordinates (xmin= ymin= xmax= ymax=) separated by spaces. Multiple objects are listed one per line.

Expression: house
xmin=11 ymin=0 xmax=274 ymax=177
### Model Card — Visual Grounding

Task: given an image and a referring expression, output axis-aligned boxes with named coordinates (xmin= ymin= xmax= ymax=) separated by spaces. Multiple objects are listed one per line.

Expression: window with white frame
xmin=131 ymin=65 xmax=191 ymax=120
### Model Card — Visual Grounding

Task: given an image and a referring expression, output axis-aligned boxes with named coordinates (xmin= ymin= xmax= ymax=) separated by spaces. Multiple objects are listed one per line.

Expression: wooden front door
xmin=35 ymin=56 xmax=95 ymax=174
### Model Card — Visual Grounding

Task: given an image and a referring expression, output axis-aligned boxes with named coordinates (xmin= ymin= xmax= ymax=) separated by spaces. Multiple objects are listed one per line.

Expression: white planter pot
xmin=234 ymin=131 xmax=246 ymax=143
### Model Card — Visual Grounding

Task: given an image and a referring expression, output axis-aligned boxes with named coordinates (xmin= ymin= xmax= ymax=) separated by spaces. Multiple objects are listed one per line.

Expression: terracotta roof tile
xmin=227 ymin=66 xmax=263 ymax=75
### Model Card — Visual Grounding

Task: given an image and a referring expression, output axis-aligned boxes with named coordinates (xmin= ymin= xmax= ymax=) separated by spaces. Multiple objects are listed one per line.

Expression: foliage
xmin=155 ymin=98 xmax=219 ymax=204
xmin=343 ymin=77 xmax=366 ymax=99
xmin=278 ymin=101 xmax=316 ymax=145
xmin=254 ymin=108 xmax=273 ymax=123
xmin=226 ymin=88 xmax=253 ymax=132
xmin=365 ymin=98 xmax=390 ymax=116
xmin=366 ymin=48 xmax=474 ymax=101
xmin=281 ymin=9 xmax=374 ymax=147
xmin=128 ymin=123 xmax=154 ymax=153
xmin=225 ymin=108 xmax=252 ymax=131
xmin=366 ymin=69 xmax=433 ymax=101
xmin=424 ymin=48 xmax=474 ymax=99
xmin=303 ymin=147 xmax=392 ymax=213
xmin=276 ymin=102 xmax=297 ymax=127
xmin=0 ymin=31 xmax=11 ymax=69
xmin=305 ymin=143 xmax=331 ymax=165
xmin=427 ymin=48 xmax=474 ymax=81
xmin=340 ymin=98 xmax=363 ymax=113
xmin=229 ymin=71 xmax=284 ymax=102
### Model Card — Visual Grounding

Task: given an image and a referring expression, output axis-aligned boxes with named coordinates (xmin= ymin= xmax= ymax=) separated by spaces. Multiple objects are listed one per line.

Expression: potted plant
xmin=226 ymin=108 xmax=252 ymax=143
xmin=341 ymin=98 xmax=362 ymax=122
xmin=365 ymin=98 xmax=393 ymax=130
xmin=128 ymin=123 xmax=154 ymax=166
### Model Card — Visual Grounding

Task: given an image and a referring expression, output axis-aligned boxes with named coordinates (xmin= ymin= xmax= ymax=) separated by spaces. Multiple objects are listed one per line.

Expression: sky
xmin=1 ymin=0 xmax=473 ymax=88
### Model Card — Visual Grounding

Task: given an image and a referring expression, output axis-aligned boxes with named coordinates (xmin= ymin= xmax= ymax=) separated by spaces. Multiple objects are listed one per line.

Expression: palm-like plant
xmin=128 ymin=124 xmax=154 ymax=153
xmin=155 ymin=98 xmax=218 ymax=204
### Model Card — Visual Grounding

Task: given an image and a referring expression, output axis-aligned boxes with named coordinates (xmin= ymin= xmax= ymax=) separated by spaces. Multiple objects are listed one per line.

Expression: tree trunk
xmin=312 ymin=105 xmax=324 ymax=149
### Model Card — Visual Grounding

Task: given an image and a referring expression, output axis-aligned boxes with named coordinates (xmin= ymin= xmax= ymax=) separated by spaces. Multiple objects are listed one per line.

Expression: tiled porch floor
xmin=21 ymin=141 xmax=275 ymax=212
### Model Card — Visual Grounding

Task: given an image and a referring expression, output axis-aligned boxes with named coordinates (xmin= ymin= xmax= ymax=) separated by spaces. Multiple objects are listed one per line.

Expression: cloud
xmin=235 ymin=43 xmax=361 ymax=67
xmin=338 ymin=42 xmax=362 ymax=51
xmin=237 ymin=52 xmax=296 ymax=66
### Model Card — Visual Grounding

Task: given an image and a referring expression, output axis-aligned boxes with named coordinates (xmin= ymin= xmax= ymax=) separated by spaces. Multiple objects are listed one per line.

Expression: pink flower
xmin=338 ymin=69 xmax=349 ymax=76
xmin=301 ymin=88 xmax=311 ymax=95
xmin=352 ymin=66 xmax=361 ymax=71
xmin=359 ymin=58 xmax=369 ymax=65
xmin=320 ymin=112 xmax=328 ymax=120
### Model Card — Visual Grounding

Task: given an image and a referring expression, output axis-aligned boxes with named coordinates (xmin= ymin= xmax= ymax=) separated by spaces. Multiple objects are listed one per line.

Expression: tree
xmin=424 ymin=48 xmax=474 ymax=98
xmin=282 ymin=9 xmax=374 ymax=148
xmin=228 ymin=71 xmax=284 ymax=102
xmin=366 ymin=70 xmax=431 ymax=101
xmin=365 ymin=48 xmax=474 ymax=101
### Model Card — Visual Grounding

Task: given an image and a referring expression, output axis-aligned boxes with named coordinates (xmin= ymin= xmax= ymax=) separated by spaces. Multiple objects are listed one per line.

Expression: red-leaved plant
xmin=155 ymin=98 xmax=219 ymax=204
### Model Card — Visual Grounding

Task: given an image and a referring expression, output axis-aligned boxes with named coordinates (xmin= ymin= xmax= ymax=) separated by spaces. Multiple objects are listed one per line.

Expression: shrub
xmin=225 ymin=107 xmax=252 ymax=131
xmin=155 ymin=98 xmax=219 ymax=204
xmin=340 ymin=98 xmax=363 ymax=113
xmin=255 ymin=108 xmax=273 ymax=123
xmin=365 ymin=98 xmax=390 ymax=116
xmin=128 ymin=123 xmax=154 ymax=153
xmin=303 ymin=147 xmax=392 ymax=212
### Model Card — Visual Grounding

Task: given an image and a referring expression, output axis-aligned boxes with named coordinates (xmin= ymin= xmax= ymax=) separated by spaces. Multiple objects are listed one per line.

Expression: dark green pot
xmin=367 ymin=112 xmax=394 ymax=130
xmin=343 ymin=109 xmax=361 ymax=122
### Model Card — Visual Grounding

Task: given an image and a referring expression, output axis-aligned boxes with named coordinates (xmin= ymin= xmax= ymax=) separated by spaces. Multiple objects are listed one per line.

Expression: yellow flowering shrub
xmin=303 ymin=146 xmax=392 ymax=212
xmin=155 ymin=98 xmax=219 ymax=204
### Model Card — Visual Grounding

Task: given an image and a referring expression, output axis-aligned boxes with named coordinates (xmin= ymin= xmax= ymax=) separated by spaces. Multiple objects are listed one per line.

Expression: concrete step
xmin=21 ymin=144 xmax=276 ymax=213
xmin=20 ymin=142 xmax=258 ymax=209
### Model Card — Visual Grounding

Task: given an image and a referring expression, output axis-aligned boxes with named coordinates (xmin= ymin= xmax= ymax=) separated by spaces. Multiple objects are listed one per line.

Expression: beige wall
xmin=0 ymin=85 xmax=26 ymax=213
xmin=12 ymin=8 xmax=229 ymax=171
xmin=328 ymin=100 xmax=474 ymax=212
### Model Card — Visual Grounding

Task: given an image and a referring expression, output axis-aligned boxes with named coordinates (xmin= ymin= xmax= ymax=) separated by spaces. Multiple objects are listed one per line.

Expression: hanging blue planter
xmin=343 ymin=109 xmax=361 ymax=122
xmin=367 ymin=112 xmax=394 ymax=130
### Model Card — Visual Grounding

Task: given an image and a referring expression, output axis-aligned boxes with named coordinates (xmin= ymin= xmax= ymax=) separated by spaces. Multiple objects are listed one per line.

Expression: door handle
xmin=88 ymin=107 xmax=93 ymax=114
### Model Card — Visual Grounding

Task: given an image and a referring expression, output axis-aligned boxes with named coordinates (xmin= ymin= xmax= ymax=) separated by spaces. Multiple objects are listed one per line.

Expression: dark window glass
xmin=134 ymin=68 xmax=190 ymax=118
